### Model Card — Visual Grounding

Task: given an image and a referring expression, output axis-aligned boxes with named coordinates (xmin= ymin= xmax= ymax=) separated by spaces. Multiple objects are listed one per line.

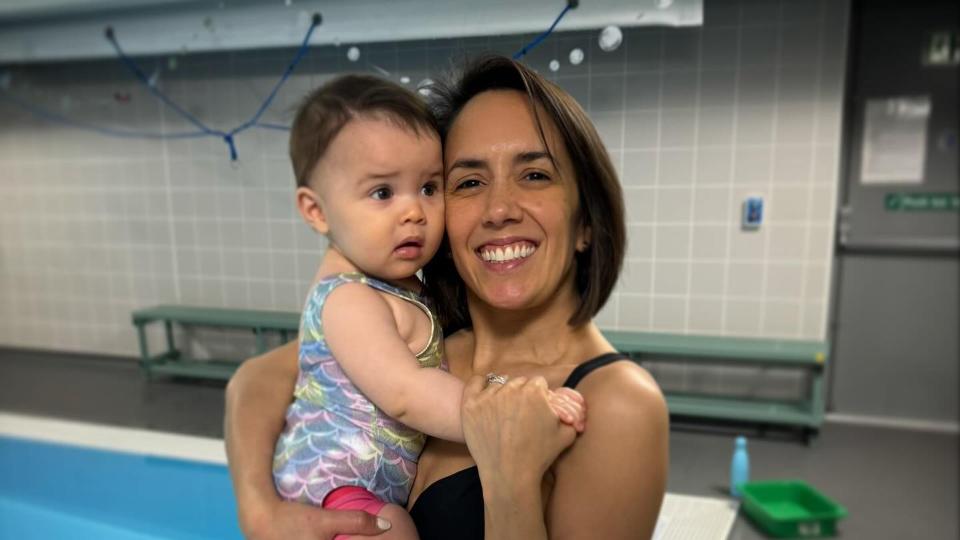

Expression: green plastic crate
xmin=739 ymin=480 xmax=848 ymax=538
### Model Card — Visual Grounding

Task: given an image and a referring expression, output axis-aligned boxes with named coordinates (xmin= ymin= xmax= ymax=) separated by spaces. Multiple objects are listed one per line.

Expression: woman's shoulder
xmin=575 ymin=358 xmax=667 ymax=422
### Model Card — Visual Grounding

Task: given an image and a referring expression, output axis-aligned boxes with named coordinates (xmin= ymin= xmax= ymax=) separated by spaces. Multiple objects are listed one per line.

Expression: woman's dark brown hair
xmin=424 ymin=55 xmax=626 ymax=334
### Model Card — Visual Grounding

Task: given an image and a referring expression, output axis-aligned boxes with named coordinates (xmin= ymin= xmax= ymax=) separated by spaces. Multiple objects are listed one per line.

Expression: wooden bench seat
xmin=131 ymin=305 xmax=300 ymax=380
xmin=604 ymin=330 xmax=828 ymax=437
xmin=131 ymin=306 xmax=828 ymax=435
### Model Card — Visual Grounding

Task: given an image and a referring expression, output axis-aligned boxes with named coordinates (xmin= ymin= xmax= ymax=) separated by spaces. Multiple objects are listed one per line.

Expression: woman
xmin=225 ymin=55 xmax=668 ymax=540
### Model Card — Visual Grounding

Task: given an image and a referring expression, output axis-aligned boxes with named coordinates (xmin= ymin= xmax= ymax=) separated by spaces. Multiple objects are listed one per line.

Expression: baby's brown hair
xmin=289 ymin=74 xmax=440 ymax=188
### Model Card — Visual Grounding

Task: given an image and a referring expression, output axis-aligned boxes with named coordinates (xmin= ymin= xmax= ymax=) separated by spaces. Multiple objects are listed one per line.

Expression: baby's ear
xmin=295 ymin=186 xmax=329 ymax=234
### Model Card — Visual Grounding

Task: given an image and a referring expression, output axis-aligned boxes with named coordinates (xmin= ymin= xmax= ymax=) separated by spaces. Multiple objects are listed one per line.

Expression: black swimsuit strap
xmin=562 ymin=352 xmax=634 ymax=389
xmin=410 ymin=351 xmax=636 ymax=539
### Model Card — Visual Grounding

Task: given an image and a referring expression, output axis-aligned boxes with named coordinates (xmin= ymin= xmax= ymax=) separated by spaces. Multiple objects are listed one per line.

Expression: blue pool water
xmin=0 ymin=436 xmax=242 ymax=539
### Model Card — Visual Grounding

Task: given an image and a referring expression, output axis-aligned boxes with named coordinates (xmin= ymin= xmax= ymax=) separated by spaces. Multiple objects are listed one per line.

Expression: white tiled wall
xmin=0 ymin=0 xmax=848 ymax=357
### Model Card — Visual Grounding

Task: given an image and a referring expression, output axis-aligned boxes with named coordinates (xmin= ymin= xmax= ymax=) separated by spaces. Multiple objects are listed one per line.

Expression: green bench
xmin=131 ymin=305 xmax=827 ymax=433
xmin=604 ymin=330 xmax=828 ymax=435
xmin=131 ymin=305 xmax=300 ymax=380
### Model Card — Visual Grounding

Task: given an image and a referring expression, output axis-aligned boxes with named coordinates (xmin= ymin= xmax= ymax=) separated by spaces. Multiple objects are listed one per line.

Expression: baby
xmin=272 ymin=74 xmax=585 ymax=539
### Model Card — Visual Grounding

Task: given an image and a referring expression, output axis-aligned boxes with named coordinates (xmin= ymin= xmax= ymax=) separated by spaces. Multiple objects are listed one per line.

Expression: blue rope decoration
xmin=0 ymin=90 xmax=208 ymax=139
xmin=103 ymin=12 xmax=323 ymax=160
xmin=233 ymin=15 xmax=322 ymax=135
xmin=514 ymin=0 xmax=577 ymax=60
xmin=0 ymin=2 xmax=576 ymax=162
xmin=106 ymin=26 xmax=221 ymax=137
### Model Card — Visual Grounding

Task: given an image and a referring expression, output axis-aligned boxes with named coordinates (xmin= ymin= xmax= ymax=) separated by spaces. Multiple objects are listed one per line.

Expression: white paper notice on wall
xmin=860 ymin=96 xmax=930 ymax=184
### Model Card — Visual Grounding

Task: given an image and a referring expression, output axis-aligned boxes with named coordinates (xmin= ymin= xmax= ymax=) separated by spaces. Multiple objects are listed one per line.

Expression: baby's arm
xmin=321 ymin=284 xmax=584 ymax=443
xmin=323 ymin=282 xmax=465 ymax=441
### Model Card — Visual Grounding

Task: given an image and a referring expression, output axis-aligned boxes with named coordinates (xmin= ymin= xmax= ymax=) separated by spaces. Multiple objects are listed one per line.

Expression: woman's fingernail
xmin=377 ymin=517 xmax=392 ymax=530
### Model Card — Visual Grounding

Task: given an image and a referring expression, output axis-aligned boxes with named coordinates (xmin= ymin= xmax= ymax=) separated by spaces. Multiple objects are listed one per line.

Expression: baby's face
xmin=311 ymin=117 xmax=444 ymax=281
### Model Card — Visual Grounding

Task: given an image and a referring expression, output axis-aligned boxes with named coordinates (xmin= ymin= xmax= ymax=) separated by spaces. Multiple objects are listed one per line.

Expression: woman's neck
xmin=465 ymin=287 xmax=611 ymax=374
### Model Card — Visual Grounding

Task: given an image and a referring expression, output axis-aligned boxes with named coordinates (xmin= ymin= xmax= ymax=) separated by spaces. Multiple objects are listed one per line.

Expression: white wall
xmin=0 ymin=0 xmax=849 ymax=357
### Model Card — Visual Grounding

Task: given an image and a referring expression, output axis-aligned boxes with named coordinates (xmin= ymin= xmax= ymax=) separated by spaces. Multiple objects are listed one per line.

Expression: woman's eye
xmin=524 ymin=171 xmax=550 ymax=181
xmin=371 ymin=187 xmax=392 ymax=200
xmin=453 ymin=178 xmax=482 ymax=191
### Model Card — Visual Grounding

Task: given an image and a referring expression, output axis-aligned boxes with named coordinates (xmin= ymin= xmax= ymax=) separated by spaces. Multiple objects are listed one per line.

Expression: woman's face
xmin=443 ymin=90 xmax=587 ymax=313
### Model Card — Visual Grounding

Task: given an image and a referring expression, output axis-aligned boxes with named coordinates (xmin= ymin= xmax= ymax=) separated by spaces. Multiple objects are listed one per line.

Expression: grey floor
xmin=1 ymin=348 xmax=957 ymax=539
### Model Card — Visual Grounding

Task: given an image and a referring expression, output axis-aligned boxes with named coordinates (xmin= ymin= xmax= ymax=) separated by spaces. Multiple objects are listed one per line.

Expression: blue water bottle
xmin=730 ymin=436 xmax=749 ymax=498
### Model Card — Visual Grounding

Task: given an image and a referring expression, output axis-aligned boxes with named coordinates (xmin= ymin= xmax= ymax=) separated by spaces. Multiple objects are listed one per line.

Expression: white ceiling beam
xmin=0 ymin=0 xmax=701 ymax=64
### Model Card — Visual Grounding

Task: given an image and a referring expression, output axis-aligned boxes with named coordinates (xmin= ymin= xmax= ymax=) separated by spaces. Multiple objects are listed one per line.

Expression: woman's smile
xmin=444 ymin=90 xmax=583 ymax=309
xmin=476 ymin=238 xmax=539 ymax=269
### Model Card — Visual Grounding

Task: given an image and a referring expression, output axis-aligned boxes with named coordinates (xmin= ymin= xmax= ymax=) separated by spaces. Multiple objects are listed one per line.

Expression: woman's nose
xmin=482 ymin=182 xmax=522 ymax=227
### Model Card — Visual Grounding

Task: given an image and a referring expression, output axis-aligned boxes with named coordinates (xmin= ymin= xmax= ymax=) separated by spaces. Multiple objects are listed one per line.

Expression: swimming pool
xmin=0 ymin=413 xmax=743 ymax=539
xmin=0 ymin=414 xmax=242 ymax=539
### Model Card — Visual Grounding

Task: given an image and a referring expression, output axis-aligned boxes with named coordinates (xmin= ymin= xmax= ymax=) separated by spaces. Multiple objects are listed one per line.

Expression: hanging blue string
xmin=0 ymin=90 xmax=208 ymax=139
xmin=514 ymin=0 xmax=577 ymax=60
xmin=106 ymin=26 xmax=222 ymax=138
xmin=233 ymin=13 xmax=322 ymax=135
xmin=0 ymin=3 xmax=575 ymax=162
xmin=102 ymin=12 xmax=323 ymax=160
xmin=0 ymin=13 xmax=323 ymax=161
xmin=254 ymin=122 xmax=293 ymax=132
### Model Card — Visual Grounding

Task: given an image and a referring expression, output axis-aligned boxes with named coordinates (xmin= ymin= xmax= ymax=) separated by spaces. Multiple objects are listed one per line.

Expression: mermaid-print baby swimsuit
xmin=273 ymin=272 xmax=444 ymax=506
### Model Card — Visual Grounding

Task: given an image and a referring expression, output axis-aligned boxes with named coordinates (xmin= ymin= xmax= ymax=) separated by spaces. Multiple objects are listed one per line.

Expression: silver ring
xmin=485 ymin=372 xmax=508 ymax=386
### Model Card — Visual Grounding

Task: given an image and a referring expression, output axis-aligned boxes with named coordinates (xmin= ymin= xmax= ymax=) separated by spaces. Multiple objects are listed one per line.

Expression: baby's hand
xmin=547 ymin=388 xmax=586 ymax=433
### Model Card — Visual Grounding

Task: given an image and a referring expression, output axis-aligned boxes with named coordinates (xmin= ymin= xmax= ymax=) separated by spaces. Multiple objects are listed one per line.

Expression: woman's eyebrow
xmin=447 ymin=151 xmax=555 ymax=174
xmin=515 ymin=151 xmax=553 ymax=166
xmin=447 ymin=158 xmax=486 ymax=173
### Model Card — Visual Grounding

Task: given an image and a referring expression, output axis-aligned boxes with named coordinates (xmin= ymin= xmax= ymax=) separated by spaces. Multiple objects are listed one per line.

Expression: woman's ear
xmin=575 ymin=223 xmax=592 ymax=253
xmin=295 ymin=186 xmax=329 ymax=235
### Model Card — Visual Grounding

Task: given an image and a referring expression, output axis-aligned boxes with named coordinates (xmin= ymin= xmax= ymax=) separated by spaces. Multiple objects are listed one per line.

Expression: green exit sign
xmin=885 ymin=193 xmax=960 ymax=212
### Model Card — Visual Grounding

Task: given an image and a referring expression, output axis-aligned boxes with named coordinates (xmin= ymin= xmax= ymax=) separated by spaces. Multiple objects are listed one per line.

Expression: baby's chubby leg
xmin=324 ymin=487 xmax=419 ymax=540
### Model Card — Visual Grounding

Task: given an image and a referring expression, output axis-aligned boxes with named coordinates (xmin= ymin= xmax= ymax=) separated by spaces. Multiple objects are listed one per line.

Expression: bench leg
xmin=136 ymin=323 xmax=153 ymax=380
xmin=164 ymin=320 xmax=180 ymax=360
xmin=809 ymin=368 xmax=826 ymax=427
xmin=254 ymin=328 xmax=266 ymax=354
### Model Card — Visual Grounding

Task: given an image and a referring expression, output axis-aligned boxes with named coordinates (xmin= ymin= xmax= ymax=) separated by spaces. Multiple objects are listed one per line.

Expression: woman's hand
xmin=461 ymin=375 xmax=581 ymax=494
xmin=241 ymin=498 xmax=390 ymax=540
xmin=461 ymin=375 xmax=582 ymax=538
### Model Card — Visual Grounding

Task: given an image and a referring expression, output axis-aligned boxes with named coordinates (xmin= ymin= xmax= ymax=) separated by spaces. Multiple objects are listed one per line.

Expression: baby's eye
xmin=371 ymin=187 xmax=392 ymax=200
xmin=422 ymin=181 xmax=439 ymax=197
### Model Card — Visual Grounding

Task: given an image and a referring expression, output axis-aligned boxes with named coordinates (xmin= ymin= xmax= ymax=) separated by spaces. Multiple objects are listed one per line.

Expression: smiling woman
xmin=425 ymin=56 xmax=626 ymax=334
xmin=406 ymin=56 xmax=666 ymax=540
xmin=443 ymin=90 xmax=588 ymax=313
xmin=225 ymin=56 xmax=667 ymax=540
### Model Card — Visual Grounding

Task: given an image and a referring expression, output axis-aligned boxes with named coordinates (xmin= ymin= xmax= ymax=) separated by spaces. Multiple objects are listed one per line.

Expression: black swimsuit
xmin=409 ymin=352 xmax=633 ymax=540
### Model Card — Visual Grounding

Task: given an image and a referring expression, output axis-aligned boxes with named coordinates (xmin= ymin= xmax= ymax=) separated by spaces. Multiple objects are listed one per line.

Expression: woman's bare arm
xmin=460 ymin=375 xmax=580 ymax=540
xmin=224 ymin=341 xmax=390 ymax=540
xmin=545 ymin=362 xmax=669 ymax=539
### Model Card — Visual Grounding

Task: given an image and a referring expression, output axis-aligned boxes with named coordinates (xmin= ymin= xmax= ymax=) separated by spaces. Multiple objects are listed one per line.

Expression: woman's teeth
xmin=480 ymin=244 xmax=536 ymax=263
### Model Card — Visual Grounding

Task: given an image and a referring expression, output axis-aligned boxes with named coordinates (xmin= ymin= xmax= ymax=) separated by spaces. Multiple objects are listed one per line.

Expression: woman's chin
xmin=478 ymin=283 xmax=537 ymax=311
